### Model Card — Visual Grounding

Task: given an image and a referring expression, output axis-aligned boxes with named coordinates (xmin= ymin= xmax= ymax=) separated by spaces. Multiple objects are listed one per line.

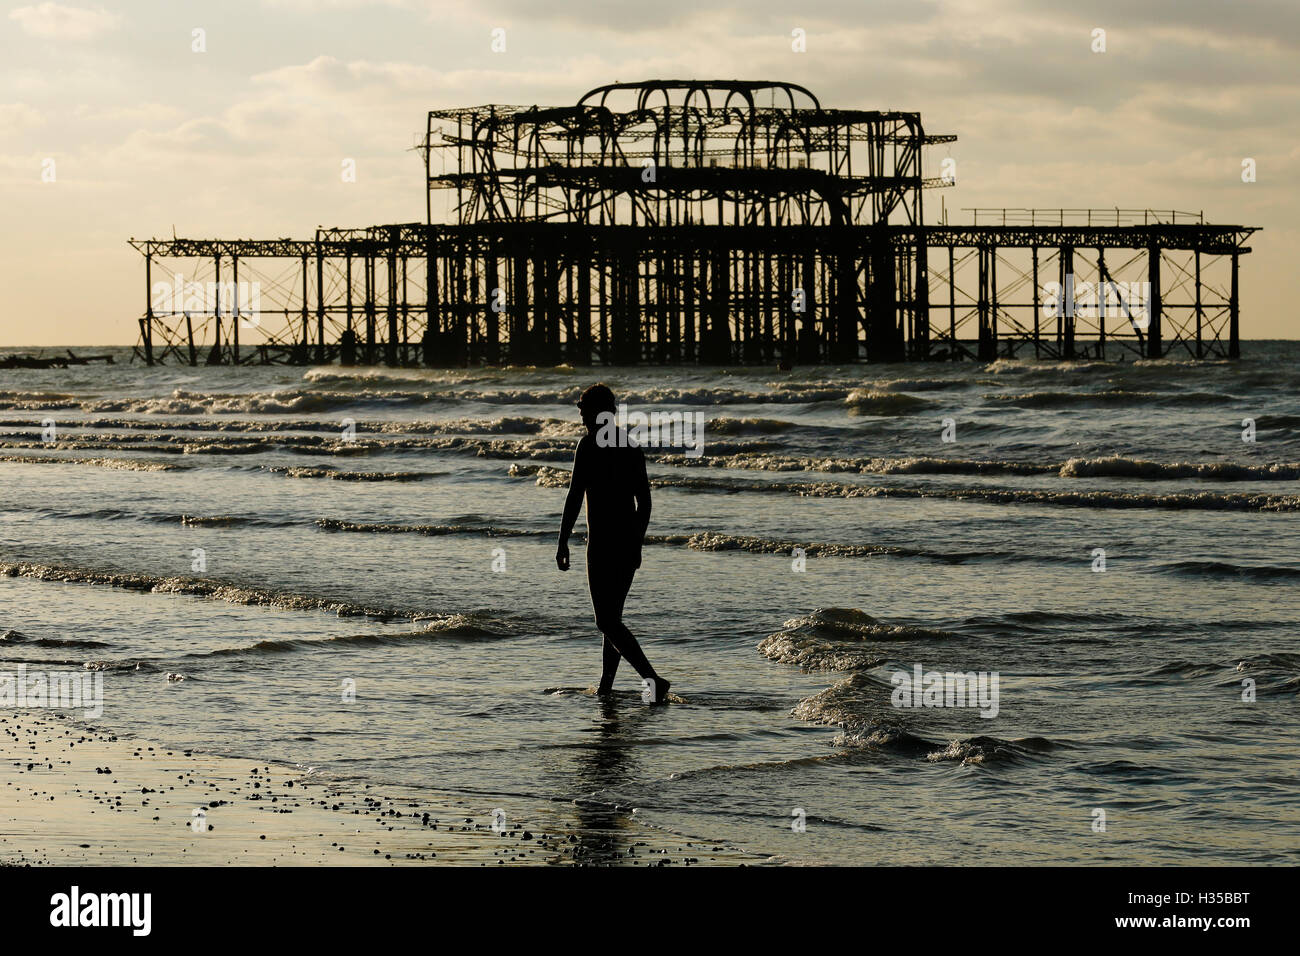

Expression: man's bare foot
xmin=596 ymin=683 xmax=614 ymax=697
xmin=651 ymin=676 xmax=671 ymax=705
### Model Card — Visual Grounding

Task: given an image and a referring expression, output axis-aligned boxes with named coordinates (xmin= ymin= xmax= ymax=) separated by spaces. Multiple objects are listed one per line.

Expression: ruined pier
xmin=131 ymin=80 xmax=1257 ymax=365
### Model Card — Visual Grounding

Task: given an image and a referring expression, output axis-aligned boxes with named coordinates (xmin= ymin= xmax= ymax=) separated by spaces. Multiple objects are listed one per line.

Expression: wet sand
xmin=0 ymin=711 xmax=766 ymax=866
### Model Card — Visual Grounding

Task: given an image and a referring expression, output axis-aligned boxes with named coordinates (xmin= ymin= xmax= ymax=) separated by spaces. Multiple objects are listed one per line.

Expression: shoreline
xmin=0 ymin=710 xmax=768 ymax=867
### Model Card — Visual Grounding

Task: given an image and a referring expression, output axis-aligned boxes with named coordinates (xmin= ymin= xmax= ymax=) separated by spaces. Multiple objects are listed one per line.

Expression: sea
xmin=2 ymin=343 xmax=1298 ymax=865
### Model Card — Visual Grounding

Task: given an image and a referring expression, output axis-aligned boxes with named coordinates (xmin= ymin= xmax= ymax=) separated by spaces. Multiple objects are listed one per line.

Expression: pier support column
xmin=576 ymin=239 xmax=592 ymax=365
xmin=1229 ymin=251 xmax=1240 ymax=359
xmin=300 ymin=253 xmax=310 ymax=364
xmin=705 ymin=248 xmax=731 ymax=364
xmin=990 ymin=247 xmax=999 ymax=358
xmin=385 ymin=227 xmax=399 ymax=367
xmin=210 ymin=255 xmax=222 ymax=365
xmin=947 ymin=246 xmax=956 ymax=360
xmin=512 ymin=243 xmax=530 ymax=364
xmin=315 ymin=240 xmax=325 ymax=365
xmin=232 ymin=256 xmax=240 ymax=365
xmin=867 ymin=236 xmax=900 ymax=362
xmin=977 ymin=246 xmax=994 ymax=362
xmin=1096 ymin=248 xmax=1106 ymax=360
xmin=1060 ymin=246 xmax=1075 ymax=359
xmin=915 ymin=237 xmax=930 ymax=359
xmin=798 ymin=250 xmax=818 ymax=363
xmin=343 ymin=253 xmax=355 ymax=366
xmin=832 ymin=235 xmax=858 ymax=363
xmin=1031 ymin=246 xmax=1040 ymax=359
xmin=1194 ymin=250 xmax=1203 ymax=359
xmin=1146 ymin=245 xmax=1162 ymax=359
xmin=364 ymin=253 xmax=376 ymax=365
xmin=485 ymin=244 xmax=500 ymax=365
xmin=426 ymin=231 xmax=441 ymax=366
xmin=143 ymin=252 xmax=155 ymax=366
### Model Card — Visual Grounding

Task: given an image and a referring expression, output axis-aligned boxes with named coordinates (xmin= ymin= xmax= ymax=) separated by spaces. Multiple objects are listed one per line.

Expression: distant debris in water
xmin=0 ymin=350 xmax=115 ymax=369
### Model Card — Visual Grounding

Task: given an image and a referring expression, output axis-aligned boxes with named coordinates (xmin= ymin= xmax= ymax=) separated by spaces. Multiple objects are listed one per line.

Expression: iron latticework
xmin=131 ymin=80 xmax=1256 ymax=366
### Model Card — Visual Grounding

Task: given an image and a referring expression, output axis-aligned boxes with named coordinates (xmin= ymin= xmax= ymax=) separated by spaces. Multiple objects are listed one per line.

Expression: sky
xmin=1 ymin=0 xmax=1295 ymax=346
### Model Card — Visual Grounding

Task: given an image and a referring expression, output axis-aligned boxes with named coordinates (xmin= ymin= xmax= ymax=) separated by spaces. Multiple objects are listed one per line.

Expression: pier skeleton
xmin=130 ymin=80 xmax=1256 ymax=366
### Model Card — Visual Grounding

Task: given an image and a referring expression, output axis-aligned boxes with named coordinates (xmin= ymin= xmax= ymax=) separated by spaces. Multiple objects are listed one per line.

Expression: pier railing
xmin=965 ymin=208 xmax=1206 ymax=227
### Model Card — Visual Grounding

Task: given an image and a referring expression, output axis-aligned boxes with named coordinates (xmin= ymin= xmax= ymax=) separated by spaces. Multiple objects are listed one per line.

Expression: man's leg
xmin=598 ymin=636 xmax=620 ymax=695
xmin=591 ymin=561 xmax=651 ymax=675
xmin=589 ymin=560 xmax=669 ymax=700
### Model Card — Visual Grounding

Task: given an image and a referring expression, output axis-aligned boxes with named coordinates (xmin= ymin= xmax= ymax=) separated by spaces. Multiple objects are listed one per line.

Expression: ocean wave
xmin=1255 ymin=414 xmax=1300 ymax=430
xmin=0 ymin=561 xmax=420 ymax=620
xmin=1131 ymin=358 xmax=1234 ymax=369
xmin=515 ymin=464 xmax=1300 ymax=511
xmin=676 ymin=531 xmax=903 ymax=558
xmin=0 ymin=382 xmax=955 ymax=416
xmin=843 ymin=389 xmax=933 ymax=415
xmin=260 ymin=465 xmax=435 ymax=481
xmin=759 ymin=609 xmax=954 ymax=671
xmin=179 ymin=514 xmax=264 ymax=528
xmin=952 ymin=609 xmax=1133 ymax=638
xmin=0 ymin=453 xmax=187 ymax=472
xmin=1061 ymin=456 xmax=1300 ymax=481
xmin=316 ymin=517 xmax=545 ymax=538
xmin=510 ymin=463 xmax=569 ymax=486
xmin=792 ymin=674 xmax=1057 ymax=765
xmin=0 ymin=506 xmax=300 ymax=529
xmin=1139 ymin=660 xmax=1227 ymax=681
xmin=989 ymin=389 xmax=1233 ymax=409
xmin=82 ymin=660 xmax=156 ymax=673
xmin=1111 ymin=655 xmax=1300 ymax=695
xmin=0 ymin=414 xmax=581 ymax=437
xmin=704 ymin=417 xmax=798 ymax=435
xmin=1151 ymin=560 xmax=1300 ymax=581
xmin=4 ymin=432 xmax=773 ymax=466
xmin=198 ymin=615 xmax=525 ymax=659
xmin=984 ymin=359 xmax=1113 ymax=375
xmin=678 ymin=452 xmax=1053 ymax=476
xmin=1231 ymin=653 xmax=1300 ymax=695
xmin=923 ymin=735 xmax=1055 ymax=766
xmin=791 ymin=672 xmax=905 ymax=726
xmin=864 ymin=377 xmax=969 ymax=392
xmin=312 ymin=519 xmax=1017 ymax=566
xmin=0 ymin=629 xmax=110 ymax=649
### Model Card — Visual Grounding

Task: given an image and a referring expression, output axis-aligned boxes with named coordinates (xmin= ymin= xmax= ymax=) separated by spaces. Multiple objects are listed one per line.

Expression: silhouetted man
xmin=556 ymin=383 xmax=671 ymax=703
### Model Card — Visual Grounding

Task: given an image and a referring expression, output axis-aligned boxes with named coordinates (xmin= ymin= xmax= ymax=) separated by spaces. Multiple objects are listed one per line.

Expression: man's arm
xmin=632 ymin=446 xmax=651 ymax=548
xmin=556 ymin=439 xmax=587 ymax=570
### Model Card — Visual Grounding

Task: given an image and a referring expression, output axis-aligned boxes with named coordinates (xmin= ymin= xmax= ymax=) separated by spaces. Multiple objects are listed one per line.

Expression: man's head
xmin=577 ymin=382 xmax=617 ymax=433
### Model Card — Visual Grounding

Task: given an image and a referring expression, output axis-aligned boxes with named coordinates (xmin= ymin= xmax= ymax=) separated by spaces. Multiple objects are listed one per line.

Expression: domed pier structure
xmin=130 ymin=80 xmax=1257 ymax=366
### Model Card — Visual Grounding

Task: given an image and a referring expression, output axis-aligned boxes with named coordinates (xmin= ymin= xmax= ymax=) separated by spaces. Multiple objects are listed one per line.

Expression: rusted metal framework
xmin=131 ymin=80 xmax=1256 ymax=365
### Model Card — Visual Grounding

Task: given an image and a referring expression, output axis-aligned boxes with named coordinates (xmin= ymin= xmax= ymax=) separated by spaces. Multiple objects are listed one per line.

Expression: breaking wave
xmin=759 ymin=609 xmax=955 ymax=671
xmin=513 ymin=464 xmax=1300 ymax=511
xmin=1060 ymin=456 xmax=1300 ymax=481
xmin=0 ymin=561 xmax=421 ymax=620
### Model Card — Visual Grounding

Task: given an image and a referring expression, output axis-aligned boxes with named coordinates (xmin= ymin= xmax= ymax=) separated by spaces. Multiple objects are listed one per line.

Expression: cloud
xmin=9 ymin=2 xmax=121 ymax=40
xmin=0 ymin=103 xmax=45 ymax=133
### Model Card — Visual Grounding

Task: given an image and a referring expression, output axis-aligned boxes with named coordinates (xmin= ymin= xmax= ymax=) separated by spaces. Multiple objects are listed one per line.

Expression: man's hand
xmin=556 ymin=542 xmax=570 ymax=571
